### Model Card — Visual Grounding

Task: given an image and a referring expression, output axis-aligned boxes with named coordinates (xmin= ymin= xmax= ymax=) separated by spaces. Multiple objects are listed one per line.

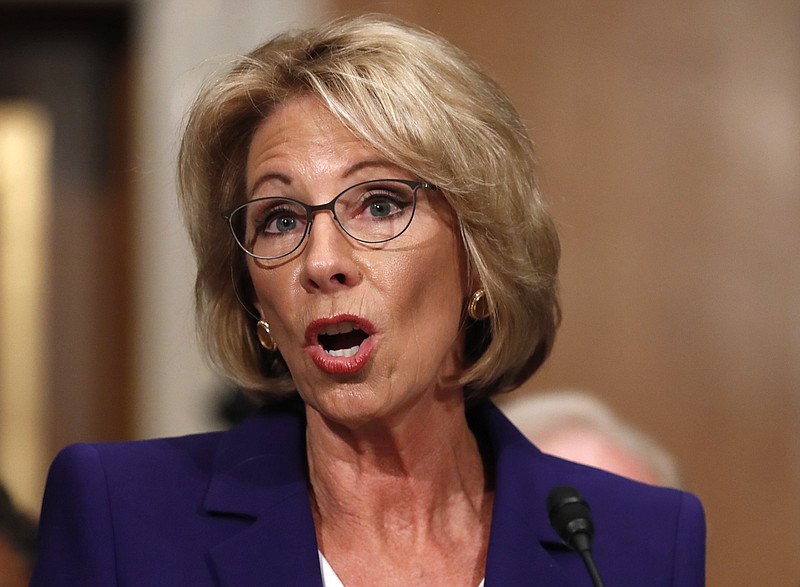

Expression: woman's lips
xmin=304 ymin=314 xmax=377 ymax=374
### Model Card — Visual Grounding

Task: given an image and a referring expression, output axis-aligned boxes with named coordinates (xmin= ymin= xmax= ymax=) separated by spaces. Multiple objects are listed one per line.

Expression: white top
xmin=319 ymin=551 xmax=485 ymax=586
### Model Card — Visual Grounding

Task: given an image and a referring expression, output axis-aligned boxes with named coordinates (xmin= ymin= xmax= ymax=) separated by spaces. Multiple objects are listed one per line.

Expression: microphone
xmin=547 ymin=486 xmax=606 ymax=587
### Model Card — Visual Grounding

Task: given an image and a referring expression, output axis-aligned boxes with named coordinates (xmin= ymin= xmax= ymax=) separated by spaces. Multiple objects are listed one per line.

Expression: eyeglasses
xmin=223 ymin=179 xmax=437 ymax=260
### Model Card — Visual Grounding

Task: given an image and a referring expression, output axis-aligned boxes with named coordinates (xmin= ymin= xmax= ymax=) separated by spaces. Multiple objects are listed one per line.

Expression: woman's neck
xmin=305 ymin=394 xmax=492 ymax=586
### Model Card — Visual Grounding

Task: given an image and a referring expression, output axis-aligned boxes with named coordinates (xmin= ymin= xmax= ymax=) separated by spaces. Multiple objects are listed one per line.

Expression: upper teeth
xmin=319 ymin=322 xmax=358 ymax=336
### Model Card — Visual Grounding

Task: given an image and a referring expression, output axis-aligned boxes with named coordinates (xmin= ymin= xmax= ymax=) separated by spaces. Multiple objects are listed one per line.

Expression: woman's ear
xmin=252 ymin=296 xmax=265 ymax=320
xmin=245 ymin=270 xmax=265 ymax=320
xmin=468 ymin=274 xmax=483 ymax=296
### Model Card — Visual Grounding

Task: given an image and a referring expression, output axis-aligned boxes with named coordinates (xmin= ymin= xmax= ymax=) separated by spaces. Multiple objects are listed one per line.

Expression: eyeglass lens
xmin=229 ymin=179 xmax=418 ymax=259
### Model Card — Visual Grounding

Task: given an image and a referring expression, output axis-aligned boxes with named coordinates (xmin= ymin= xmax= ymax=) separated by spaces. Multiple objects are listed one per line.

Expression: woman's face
xmin=245 ymin=96 xmax=470 ymax=427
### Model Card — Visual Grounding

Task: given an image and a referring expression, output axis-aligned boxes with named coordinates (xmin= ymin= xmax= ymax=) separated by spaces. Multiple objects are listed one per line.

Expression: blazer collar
xmin=470 ymin=402 xmax=583 ymax=586
xmin=203 ymin=400 xmax=324 ymax=586
xmin=202 ymin=400 xmax=581 ymax=586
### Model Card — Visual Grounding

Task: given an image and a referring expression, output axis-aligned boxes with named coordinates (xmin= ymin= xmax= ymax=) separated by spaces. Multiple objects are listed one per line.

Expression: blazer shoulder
xmin=37 ymin=430 xmax=228 ymax=532
xmin=542 ymin=450 xmax=705 ymax=529
xmin=33 ymin=408 xmax=309 ymax=587
xmin=536 ymin=452 xmax=706 ymax=586
xmin=51 ymin=430 xmax=225 ymax=480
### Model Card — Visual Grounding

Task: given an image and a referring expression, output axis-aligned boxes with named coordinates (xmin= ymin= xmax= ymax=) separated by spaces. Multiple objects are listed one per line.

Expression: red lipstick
xmin=304 ymin=314 xmax=377 ymax=375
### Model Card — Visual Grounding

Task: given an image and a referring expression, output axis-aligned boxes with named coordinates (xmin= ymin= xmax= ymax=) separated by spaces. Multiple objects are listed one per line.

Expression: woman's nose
xmin=299 ymin=213 xmax=362 ymax=292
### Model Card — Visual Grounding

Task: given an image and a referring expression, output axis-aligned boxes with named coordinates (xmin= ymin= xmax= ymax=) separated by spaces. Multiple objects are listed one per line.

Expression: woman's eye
xmin=251 ymin=203 xmax=304 ymax=235
xmin=368 ymin=198 xmax=397 ymax=217
xmin=362 ymin=191 xmax=409 ymax=218
xmin=265 ymin=214 xmax=298 ymax=233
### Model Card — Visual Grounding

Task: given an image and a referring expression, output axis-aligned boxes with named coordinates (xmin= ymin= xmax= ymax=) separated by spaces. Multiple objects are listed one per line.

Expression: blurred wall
xmin=330 ymin=2 xmax=798 ymax=586
xmin=0 ymin=2 xmax=134 ymax=512
xmin=0 ymin=103 xmax=50 ymax=515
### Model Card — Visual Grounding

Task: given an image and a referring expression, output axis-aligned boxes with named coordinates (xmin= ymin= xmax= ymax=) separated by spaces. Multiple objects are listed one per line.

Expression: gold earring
xmin=256 ymin=320 xmax=278 ymax=351
xmin=467 ymin=289 xmax=490 ymax=320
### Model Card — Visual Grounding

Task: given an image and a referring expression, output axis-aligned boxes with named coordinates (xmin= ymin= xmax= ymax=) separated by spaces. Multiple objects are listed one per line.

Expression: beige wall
xmin=332 ymin=2 xmax=799 ymax=585
xmin=0 ymin=103 xmax=51 ymax=514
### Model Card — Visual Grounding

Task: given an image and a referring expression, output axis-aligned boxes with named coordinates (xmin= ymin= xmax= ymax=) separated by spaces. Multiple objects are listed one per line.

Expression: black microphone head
xmin=547 ymin=485 xmax=595 ymax=551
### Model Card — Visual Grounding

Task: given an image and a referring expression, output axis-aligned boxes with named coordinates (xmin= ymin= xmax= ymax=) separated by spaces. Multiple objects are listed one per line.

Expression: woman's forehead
xmin=246 ymin=98 xmax=412 ymax=196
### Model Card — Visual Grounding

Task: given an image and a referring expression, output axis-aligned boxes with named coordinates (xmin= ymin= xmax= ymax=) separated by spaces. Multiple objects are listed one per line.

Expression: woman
xmin=31 ymin=15 xmax=705 ymax=586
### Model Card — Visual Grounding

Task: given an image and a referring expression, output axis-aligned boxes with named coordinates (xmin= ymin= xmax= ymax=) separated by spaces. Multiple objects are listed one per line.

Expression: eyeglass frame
xmin=222 ymin=178 xmax=438 ymax=260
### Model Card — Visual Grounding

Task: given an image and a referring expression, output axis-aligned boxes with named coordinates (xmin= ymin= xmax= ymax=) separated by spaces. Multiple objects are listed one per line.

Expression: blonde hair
xmin=178 ymin=14 xmax=561 ymax=401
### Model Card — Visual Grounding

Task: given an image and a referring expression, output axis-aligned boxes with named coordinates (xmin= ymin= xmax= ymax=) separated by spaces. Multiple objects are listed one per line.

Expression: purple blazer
xmin=31 ymin=400 xmax=705 ymax=586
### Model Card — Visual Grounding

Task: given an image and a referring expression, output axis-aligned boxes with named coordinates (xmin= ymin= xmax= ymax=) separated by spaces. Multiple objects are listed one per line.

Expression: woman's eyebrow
xmin=248 ymin=172 xmax=292 ymax=199
xmin=248 ymin=160 xmax=408 ymax=199
xmin=342 ymin=159 xmax=406 ymax=178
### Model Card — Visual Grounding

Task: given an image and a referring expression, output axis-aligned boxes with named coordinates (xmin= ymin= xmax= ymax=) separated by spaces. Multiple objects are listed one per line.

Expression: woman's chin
xmin=303 ymin=384 xmax=390 ymax=428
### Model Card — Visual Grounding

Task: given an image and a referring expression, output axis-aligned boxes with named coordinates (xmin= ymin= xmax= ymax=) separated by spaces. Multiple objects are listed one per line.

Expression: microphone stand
xmin=572 ymin=532 xmax=606 ymax=587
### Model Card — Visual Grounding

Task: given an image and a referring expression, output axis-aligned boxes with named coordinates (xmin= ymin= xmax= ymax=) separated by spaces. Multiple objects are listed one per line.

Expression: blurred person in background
xmin=31 ymin=14 xmax=704 ymax=586
xmin=0 ymin=482 xmax=36 ymax=587
xmin=501 ymin=390 xmax=681 ymax=487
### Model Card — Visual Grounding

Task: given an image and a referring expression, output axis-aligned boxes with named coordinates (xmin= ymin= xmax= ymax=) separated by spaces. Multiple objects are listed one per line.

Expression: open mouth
xmin=317 ymin=322 xmax=369 ymax=358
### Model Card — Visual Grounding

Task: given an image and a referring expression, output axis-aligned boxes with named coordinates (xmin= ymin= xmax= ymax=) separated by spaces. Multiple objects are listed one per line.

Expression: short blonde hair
xmin=178 ymin=14 xmax=561 ymax=402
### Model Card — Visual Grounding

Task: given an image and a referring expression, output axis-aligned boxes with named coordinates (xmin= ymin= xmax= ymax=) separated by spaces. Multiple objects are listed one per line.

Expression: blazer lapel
xmin=473 ymin=402 xmax=589 ymax=587
xmin=202 ymin=403 xmax=324 ymax=587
